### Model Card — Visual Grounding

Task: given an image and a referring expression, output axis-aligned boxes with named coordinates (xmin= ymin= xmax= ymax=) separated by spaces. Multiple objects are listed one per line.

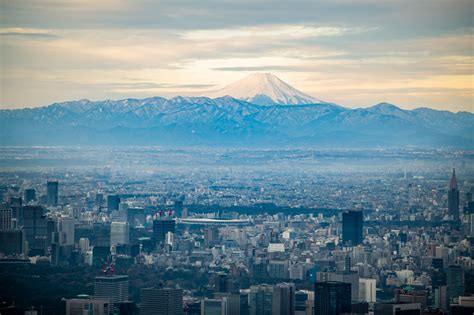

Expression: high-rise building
xmin=214 ymin=272 xmax=231 ymax=293
xmin=22 ymin=205 xmax=47 ymax=255
xmin=269 ymin=260 xmax=289 ymax=279
xmin=65 ymin=297 xmax=110 ymax=315
xmin=47 ymin=180 xmax=59 ymax=207
xmin=24 ymin=188 xmax=36 ymax=204
xmin=249 ymin=285 xmax=274 ymax=315
xmin=59 ymin=216 xmax=75 ymax=246
xmin=140 ymin=287 xmax=183 ymax=315
xmin=214 ymin=293 xmax=243 ymax=315
xmin=272 ymin=283 xmax=295 ymax=315
xmin=201 ymin=299 xmax=224 ymax=315
xmin=94 ymin=275 xmax=129 ymax=309
xmin=107 ymin=195 xmax=121 ymax=212
xmin=0 ymin=203 xmax=12 ymax=230
xmin=447 ymin=265 xmax=465 ymax=303
xmin=359 ymin=278 xmax=376 ymax=303
xmin=448 ymin=168 xmax=460 ymax=220
xmin=314 ymin=281 xmax=351 ymax=315
xmin=342 ymin=210 xmax=363 ymax=246
xmin=0 ymin=229 xmax=23 ymax=256
xmin=153 ymin=219 xmax=175 ymax=244
xmin=110 ymin=222 xmax=129 ymax=246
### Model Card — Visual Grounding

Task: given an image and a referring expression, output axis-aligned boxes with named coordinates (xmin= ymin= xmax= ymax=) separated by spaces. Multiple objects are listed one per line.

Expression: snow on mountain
xmin=208 ymin=73 xmax=324 ymax=106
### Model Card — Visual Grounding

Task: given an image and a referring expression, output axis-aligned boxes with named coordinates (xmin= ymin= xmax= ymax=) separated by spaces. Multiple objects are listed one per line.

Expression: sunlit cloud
xmin=0 ymin=0 xmax=472 ymax=112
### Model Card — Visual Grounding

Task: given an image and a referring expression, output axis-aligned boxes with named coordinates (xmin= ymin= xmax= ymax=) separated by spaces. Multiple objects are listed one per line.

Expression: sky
xmin=0 ymin=0 xmax=472 ymax=111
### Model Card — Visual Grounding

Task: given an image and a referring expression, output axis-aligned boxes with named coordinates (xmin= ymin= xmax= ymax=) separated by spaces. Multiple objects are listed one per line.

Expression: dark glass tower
xmin=448 ymin=168 xmax=460 ymax=221
xmin=153 ymin=219 xmax=175 ymax=243
xmin=47 ymin=180 xmax=59 ymax=207
xmin=107 ymin=195 xmax=121 ymax=212
xmin=24 ymin=188 xmax=36 ymax=204
xmin=314 ymin=281 xmax=351 ymax=315
xmin=342 ymin=210 xmax=363 ymax=246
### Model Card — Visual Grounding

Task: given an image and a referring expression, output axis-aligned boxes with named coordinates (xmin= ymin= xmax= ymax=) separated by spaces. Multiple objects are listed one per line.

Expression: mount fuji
xmin=208 ymin=72 xmax=324 ymax=106
xmin=0 ymin=73 xmax=473 ymax=147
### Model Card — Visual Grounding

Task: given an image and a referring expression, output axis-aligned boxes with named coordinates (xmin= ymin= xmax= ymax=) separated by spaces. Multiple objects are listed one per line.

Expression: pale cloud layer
xmin=0 ymin=0 xmax=472 ymax=111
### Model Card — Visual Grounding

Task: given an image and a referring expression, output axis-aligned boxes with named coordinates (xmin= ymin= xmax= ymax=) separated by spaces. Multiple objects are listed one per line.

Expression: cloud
xmin=181 ymin=25 xmax=374 ymax=41
xmin=0 ymin=27 xmax=59 ymax=39
xmin=0 ymin=0 xmax=472 ymax=112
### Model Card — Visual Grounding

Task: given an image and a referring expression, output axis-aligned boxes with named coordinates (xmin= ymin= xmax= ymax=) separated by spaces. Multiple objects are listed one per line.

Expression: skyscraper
xmin=22 ymin=205 xmax=47 ymax=255
xmin=359 ymin=278 xmax=376 ymax=303
xmin=110 ymin=222 xmax=129 ymax=246
xmin=94 ymin=275 xmax=129 ymax=310
xmin=59 ymin=216 xmax=75 ymax=246
xmin=447 ymin=265 xmax=465 ymax=303
xmin=249 ymin=285 xmax=274 ymax=315
xmin=107 ymin=195 xmax=121 ymax=212
xmin=47 ymin=180 xmax=59 ymax=207
xmin=342 ymin=210 xmax=363 ymax=246
xmin=0 ymin=203 xmax=12 ymax=230
xmin=314 ymin=281 xmax=351 ymax=315
xmin=448 ymin=168 xmax=460 ymax=220
xmin=153 ymin=219 xmax=175 ymax=244
xmin=140 ymin=287 xmax=183 ymax=315
xmin=24 ymin=188 xmax=36 ymax=204
xmin=272 ymin=283 xmax=295 ymax=315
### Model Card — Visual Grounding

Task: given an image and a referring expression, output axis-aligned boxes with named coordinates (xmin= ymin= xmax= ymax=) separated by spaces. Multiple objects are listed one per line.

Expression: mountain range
xmin=1 ymin=73 xmax=472 ymax=148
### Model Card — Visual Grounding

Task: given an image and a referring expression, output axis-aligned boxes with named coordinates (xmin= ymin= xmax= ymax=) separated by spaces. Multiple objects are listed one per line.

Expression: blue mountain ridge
xmin=1 ymin=96 xmax=472 ymax=148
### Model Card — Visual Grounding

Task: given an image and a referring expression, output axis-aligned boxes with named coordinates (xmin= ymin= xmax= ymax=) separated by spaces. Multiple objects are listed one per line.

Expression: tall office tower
xmin=342 ymin=210 xmax=363 ymax=246
xmin=174 ymin=200 xmax=183 ymax=217
xmin=249 ymin=285 xmax=274 ymax=315
xmin=269 ymin=260 xmax=289 ymax=279
xmin=79 ymin=238 xmax=90 ymax=253
xmin=214 ymin=272 xmax=231 ymax=293
xmin=153 ymin=219 xmax=175 ymax=244
xmin=201 ymin=299 xmax=223 ymax=315
xmin=59 ymin=216 xmax=75 ymax=246
xmin=204 ymin=227 xmax=219 ymax=247
xmin=94 ymin=275 xmax=129 ymax=310
xmin=214 ymin=293 xmax=243 ymax=315
xmin=9 ymin=196 xmax=22 ymax=225
xmin=272 ymin=283 xmax=295 ymax=315
xmin=95 ymin=193 xmax=104 ymax=207
xmin=447 ymin=265 xmax=465 ymax=303
xmin=110 ymin=222 xmax=129 ymax=246
xmin=0 ymin=229 xmax=23 ymax=256
xmin=324 ymin=272 xmax=359 ymax=302
xmin=140 ymin=287 xmax=183 ymax=315
xmin=374 ymin=302 xmax=421 ymax=315
xmin=107 ymin=195 xmax=121 ymax=212
xmin=359 ymin=278 xmax=376 ymax=303
xmin=314 ymin=281 xmax=351 ymax=315
xmin=23 ymin=205 xmax=47 ymax=255
xmin=0 ymin=203 xmax=12 ymax=230
xmin=448 ymin=168 xmax=460 ymax=220
xmin=47 ymin=180 xmax=59 ymax=207
xmin=24 ymin=188 xmax=36 ymax=204
xmin=65 ymin=298 xmax=110 ymax=315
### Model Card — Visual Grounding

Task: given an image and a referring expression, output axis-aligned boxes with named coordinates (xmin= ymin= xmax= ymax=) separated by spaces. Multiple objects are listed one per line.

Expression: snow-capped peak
xmin=208 ymin=73 xmax=324 ymax=106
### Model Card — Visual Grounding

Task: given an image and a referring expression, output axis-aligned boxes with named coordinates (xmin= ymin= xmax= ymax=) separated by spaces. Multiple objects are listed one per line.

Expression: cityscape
xmin=0 ymin=147 xmax=472 ymax=314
